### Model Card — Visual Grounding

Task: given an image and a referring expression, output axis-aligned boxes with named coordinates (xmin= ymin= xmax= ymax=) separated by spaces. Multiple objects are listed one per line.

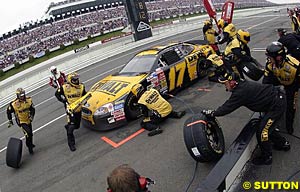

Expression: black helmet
xmin=16 ymin=88 xmax=26 ymax=100
xmin=265 ymin=42 xmax=286 ymax=67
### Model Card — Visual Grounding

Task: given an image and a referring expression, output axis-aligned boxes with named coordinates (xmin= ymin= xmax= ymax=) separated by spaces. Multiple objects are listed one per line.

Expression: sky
xmin=0 ymin=0 xmax=299 ymax=35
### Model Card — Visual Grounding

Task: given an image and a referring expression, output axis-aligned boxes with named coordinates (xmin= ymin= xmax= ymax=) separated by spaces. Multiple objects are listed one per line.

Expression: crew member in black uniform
xmin=203 ymin=20 xmax=220 ymax=55
xmin=217 ymin=19 xmax=237 ymax=45
xmin=202 ymin=73 xmax=290 ymax=165
xmin=131 ymin=84 xmax=185 ymax=137
xmin=277 ymin=28 xmax=300 ymax=61
xmin=55 ymin=72 xmax=87 ymax=151
xmin=7 ymin=88 xmax=36 ymax=154
xmin=223 ymin=29 xmax=252 ymax=79
xmin=263 ymin=41 xmax=300 ymax=134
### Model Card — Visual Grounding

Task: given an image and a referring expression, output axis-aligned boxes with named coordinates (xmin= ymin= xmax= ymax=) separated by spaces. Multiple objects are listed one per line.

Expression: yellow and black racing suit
xmin=137 ymin=88 xmax=185 ymax=133
xmin=55 ymin=83 xmax=86 ymax=150
xmin=224 ymin=38 xmax=252 ymax=79
xmin=263 ymin=55 xmax=300 ymax=134
xmin=214 ymin=80 xmax=287 ymax=159
xmin=203 ymin=25 xmax=220 ymax=55
xmin=291 ymin=15 xmax=300 ymax=34
xmin=218 ymin=23 xmax=237 ymax=44
xmin=7 ymin=97 xmax=35 ymax=152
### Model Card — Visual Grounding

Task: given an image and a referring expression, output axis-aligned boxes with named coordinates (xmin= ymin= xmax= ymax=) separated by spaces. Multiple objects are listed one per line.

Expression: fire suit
xmin=278 ymin=33 xmax=300 ymax=60
xmin=213 ymin=80 xmax=288 ymax=159
xmin=263 ymin=55 xmax=300 ymax=134
xmin=224 ymin=38 xmax=252 ymax=79
xmin=55 ymin=83 xmax=86 ymax=150
xmin=7 ymin=97 xmax=35 ymax=152
xmin=218 ymin=23 xmax=237 ymax=45
xmin=203 ymin=25 xmax=220 ymax=55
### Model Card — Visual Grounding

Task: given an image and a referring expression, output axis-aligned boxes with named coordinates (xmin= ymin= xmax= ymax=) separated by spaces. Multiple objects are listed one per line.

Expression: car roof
xmin=136 ymin=42 xmax=185 ymax=56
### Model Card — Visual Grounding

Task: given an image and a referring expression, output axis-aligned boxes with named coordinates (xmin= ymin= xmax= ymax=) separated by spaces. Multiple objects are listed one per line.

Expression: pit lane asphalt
xmin=0 ymin=9 xmax=296 ymax=192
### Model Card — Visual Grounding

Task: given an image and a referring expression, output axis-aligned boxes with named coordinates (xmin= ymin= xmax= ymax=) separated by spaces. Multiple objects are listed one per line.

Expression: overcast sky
xmin=0 ymin=0 xmax=299 ymax=35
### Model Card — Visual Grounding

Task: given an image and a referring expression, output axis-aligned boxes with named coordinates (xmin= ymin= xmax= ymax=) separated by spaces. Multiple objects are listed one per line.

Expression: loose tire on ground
xmin=6 ymin=137 xmax=22 ymax=168
xmin=183 ymin=114 xmax=225 ymax=162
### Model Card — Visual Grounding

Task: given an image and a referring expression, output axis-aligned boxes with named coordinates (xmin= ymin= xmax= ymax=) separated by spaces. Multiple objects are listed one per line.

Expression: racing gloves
xmin=202 ymin=109 xmax=215 ymax=119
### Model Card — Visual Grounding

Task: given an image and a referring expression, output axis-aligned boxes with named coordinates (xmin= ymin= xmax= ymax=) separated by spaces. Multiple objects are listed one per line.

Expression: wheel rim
xmin=205 ymin=122 xmax=222 ymax=153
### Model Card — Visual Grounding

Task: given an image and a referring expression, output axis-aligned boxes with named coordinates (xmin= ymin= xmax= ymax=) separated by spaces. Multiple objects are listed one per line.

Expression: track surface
xmin=0 ymin=9 xmax=298 ymax=192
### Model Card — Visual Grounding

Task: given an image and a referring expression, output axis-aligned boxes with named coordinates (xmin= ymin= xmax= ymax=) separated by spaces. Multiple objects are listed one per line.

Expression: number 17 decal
xmin=169 ymin=62 xmax=186 ymax=91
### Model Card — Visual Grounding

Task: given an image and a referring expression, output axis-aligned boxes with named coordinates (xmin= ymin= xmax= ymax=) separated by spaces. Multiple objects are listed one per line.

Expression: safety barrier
xmin=195 ymin=112 xmax=260 ymax=192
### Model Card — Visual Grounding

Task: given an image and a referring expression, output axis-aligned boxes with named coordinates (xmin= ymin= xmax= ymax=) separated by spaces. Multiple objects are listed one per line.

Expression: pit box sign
xmin=124 ymin=0 xmax=152 ymax=41
xmin=221 ymin=1 xmax=234 ymax=24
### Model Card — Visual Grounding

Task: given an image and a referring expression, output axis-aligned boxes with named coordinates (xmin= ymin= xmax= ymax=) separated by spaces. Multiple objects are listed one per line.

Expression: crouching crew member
xmin=224 ymin=29 xmax=252 ymax=79
xmin=7 ymin=88 xmax=36 ymax=154
xmin=263 ymin=41 xmax=300 ymax=134
xmin=55 ymin=72 xmax=86 ymax=151
xmin=131 ymin=84 xmax=186 ymax=136
xmin=202 ymin=73 xmax=290 ymax=165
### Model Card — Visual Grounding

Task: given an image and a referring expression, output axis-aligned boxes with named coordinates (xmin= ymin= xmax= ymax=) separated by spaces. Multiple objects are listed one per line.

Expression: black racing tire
xmin=6 ymin=137 xmax=23 ymax=169
xmin=197 ymin=56 xmax=208 ymax=78
xmin=124 ymin=93 xmax=142 ymax=120
xmin=183 ymin=114 xmax=225 ymax=162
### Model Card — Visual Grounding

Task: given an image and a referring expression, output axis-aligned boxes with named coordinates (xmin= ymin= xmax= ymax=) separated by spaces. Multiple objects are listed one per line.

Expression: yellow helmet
xmin=217 ymin=19 xmax=226 ymax=29
xmin=237 ymin=29 xmax=250 ymax=44
xmin=131 ymin=84 xmax=144 ymax=97
xmin=16 ymin=88 xmax=26 ymax=100
xmin=204 ymin=20 xmax=212 ymax=26
xmin=67 ymin=72 xmax=80 ymax=86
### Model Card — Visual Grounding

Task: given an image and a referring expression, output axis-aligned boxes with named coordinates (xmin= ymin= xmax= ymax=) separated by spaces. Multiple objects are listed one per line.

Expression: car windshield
xmin=119 ymin=55 xmax=157 ymax=74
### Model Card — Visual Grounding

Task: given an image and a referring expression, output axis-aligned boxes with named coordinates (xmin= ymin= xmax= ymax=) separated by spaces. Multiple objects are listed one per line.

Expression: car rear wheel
xmin=197 ymin=56 xmax=208 ymax=78
xmin=183 ymin=114 xmax=225 ymax=162
xmin=124 ymin=93 xmax=142 ymax=120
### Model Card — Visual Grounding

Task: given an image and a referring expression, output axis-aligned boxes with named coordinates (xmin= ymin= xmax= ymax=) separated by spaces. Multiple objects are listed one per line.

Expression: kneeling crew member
xmin=263 ymin=41 xmax=300 ymax=134
xmin=202 ymin=73 xmax=290 ymax=165
xmin=7 ymin=88 xmax=36 ymax=154
xmin=55 ymin=72 xmax=86 ymax=151
xmin=131 ymin=84 xmax=185 ymax=137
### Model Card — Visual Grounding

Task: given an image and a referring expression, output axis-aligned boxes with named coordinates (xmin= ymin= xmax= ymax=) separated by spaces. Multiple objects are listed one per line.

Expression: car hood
xmin=86 ymin=74 xmax=148 ymax=110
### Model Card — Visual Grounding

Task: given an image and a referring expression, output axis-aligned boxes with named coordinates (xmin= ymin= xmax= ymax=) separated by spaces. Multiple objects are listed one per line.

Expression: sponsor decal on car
xmin=114 ymin=103 xmax=124 ymax=110
xmin=113 ymin=109 xmax=125 ymax=118
xmin=107 ymin=117 xmax=116 ymax=124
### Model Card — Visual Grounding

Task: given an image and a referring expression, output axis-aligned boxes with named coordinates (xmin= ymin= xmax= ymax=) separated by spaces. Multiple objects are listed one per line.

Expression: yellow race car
xmin=81 ymin=41 xmax=215 ymax=130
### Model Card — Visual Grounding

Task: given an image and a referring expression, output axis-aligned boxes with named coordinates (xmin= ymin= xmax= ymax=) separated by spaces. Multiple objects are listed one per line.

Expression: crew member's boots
xmin=170 ymin=110 xmax=186 ymax=119
xmin=252 ymin=155 xmax=272 ymax=165
xmin=273 ymin=141 xmax=291 ymax=151
xmin=148 ymin=126 xmax=163 ymax=137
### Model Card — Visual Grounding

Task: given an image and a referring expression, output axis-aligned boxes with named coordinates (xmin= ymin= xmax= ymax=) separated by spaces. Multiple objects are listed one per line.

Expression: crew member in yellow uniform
xmin=7 ymin=88 xmax=36 ymax=154
xmin=203 ymin=20 xmax=220 ymax=55
xmin=288 ymin=9 xmax=300 ymax=34
xmin=55 ymin=72 xmax=87 ymax=151
xmin=217 ymin=19 xmax=237 ymax=45
xmin=205 ymin=53 xmax=227 ymax=82
xmin=224 ymin=29 xmax=252 ymax=79
xmin=263 ymin=41 xmax=300 ymax=134
xmin=131 ymin=84 xmax=185 ymax=136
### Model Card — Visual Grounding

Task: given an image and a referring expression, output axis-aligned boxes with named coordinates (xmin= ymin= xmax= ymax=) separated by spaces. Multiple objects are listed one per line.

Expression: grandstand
xmin=0 ymin=0 xmax=275 ymax=70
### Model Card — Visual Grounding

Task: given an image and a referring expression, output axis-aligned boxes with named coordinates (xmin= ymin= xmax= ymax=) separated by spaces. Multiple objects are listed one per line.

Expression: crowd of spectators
xmin=0 ymin=0 xmax=274 ymax=69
